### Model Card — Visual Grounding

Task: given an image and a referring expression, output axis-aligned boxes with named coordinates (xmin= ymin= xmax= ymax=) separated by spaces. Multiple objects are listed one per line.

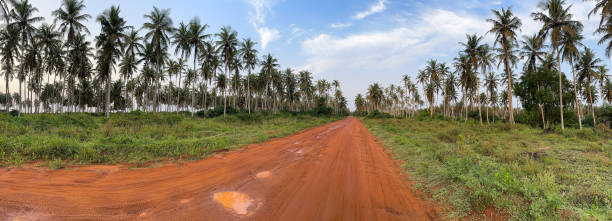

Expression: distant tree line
xmin=356 ymin=0 xmax=612 ymax=130
xmin=0 ymin=0 xmax=349 ymax=118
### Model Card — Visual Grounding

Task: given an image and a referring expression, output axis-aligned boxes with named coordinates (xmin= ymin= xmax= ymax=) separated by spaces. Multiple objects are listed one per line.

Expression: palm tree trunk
xmin=5 ymin=70 xmax=9 ymax=112
xmin=247 ymin=68 xmax=251 ymax=114
xmin=503 ymin=44 xmax=514 ymax=124
xmin=105 ymin=73 xmax=111 ymax=119
xmin=486 ymin=91 xmax=490 ymax=125
xmin=570 ymin=59 xmax=582 ymax=129
xmin=589 ymin=84 xmax=596 ymax=127
xmin=556 ymin=48 xmax=564 ymax=130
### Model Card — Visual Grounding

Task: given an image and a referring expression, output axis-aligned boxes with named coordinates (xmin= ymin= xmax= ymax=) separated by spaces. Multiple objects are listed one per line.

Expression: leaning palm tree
xmin=239 ymin=38 xmax=258 ymax=114
xmin=9 ymin=0 xmax=43 ymax=116
xmin=576 ymin=48 xmax=602 ymax=127
xmin=487 ymin=7 xmax=521 ymax=124
xmin=532 ymin=0 xmax=583 ymax=130
xmin=95 ymin=6 xmax=128 ymax=118
xmin=52 ymin=0 xmax=90 ymax=45
xmin=142 ymin=6 xmax=173 ymax=112
xmin=215 ymin=26 xmax=238 ymax=116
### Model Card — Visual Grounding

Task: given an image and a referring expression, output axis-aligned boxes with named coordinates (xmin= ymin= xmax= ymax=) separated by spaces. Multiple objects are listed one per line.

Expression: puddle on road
xmin=256 ymin=171 xmax=271 ymax=179
xmin=213 ymin=192 xmax=253 ymax=215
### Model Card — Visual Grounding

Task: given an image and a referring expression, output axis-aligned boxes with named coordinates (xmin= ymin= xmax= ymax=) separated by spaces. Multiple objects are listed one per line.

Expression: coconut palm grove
xmin=0 ymin=0 xmax=611 ymax=220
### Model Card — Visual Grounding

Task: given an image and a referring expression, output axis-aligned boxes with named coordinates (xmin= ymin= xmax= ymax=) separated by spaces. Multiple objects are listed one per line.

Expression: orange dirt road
xmin=0 ymin=117 xmax=439 ymax=221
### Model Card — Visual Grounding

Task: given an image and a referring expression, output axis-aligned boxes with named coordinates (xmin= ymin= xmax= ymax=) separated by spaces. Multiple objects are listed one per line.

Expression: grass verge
xmin=362 ymin=118 xmax=611 ymax=220
xmin=0 ymin=112 xmax=341 ymax=167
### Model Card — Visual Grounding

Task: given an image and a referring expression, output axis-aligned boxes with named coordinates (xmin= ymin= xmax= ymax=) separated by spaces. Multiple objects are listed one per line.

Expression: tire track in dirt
xmin=0 ymin=117 xmax=439 ymax=221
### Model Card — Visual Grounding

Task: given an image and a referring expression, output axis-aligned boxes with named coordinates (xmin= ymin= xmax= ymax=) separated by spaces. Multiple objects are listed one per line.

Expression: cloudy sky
xmin=2 ymin=0 xmax=608 ymax=108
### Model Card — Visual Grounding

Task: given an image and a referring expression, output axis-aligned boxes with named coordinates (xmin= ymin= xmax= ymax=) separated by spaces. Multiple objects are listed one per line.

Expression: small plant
xmin=49 ymin=158 xmax=64 ymax=170
xmin=9 ymin=151 xmax=23 ymax=167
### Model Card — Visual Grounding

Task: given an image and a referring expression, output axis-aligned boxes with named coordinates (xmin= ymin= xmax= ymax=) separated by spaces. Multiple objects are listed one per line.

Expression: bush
xmin=9 ymin=110 xmax=19 ymax=117
xmin=205 ymin=106 xmax=239 ymax=118
xmin=365 ymin=110 xmax=392 ymax=119
xmin=310 ymin=97 xmax=333 ymax=116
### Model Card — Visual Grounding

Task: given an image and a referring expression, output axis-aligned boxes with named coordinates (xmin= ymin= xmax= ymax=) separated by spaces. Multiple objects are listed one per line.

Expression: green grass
xmin=362 ymin=118 xmax=612 ymax=220
xmin=0 ymin=112 xmax=341 ymax=167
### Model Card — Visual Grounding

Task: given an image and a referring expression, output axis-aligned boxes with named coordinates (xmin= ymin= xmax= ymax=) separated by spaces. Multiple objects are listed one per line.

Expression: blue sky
xmin=5 ymin=0 xmax=608 ymax=108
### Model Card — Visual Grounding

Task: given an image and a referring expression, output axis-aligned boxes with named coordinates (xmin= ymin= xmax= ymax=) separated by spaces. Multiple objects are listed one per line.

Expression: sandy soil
xmin=0 ymin=117 xmax=439 ymax=221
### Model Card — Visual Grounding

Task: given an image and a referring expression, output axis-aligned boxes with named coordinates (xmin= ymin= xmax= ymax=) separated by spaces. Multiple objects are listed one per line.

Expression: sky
xmin=2 ymin=0 xmax=608 ymax=109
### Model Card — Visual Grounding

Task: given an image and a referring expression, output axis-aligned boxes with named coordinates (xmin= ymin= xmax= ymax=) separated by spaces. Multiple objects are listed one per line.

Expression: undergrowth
xmin=362 ymin=118 xmax=612 ymax=220
xmin=0 ymin=112 xmax=340 ymax=167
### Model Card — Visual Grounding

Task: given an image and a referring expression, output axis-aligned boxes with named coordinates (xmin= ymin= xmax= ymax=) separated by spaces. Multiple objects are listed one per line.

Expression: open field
xmin=0 ymin=117 xmax=439 ymax=220
xmin=362 ymin=118 xmax=612 ymax=220
xmin=0 ymin=112 xmax=341 ymax=167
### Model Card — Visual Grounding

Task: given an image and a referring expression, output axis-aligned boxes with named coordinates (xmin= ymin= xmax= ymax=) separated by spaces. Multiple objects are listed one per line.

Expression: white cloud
xmin=255 ymin=25 xmax=280 ymax=49
xmin=330 ymin=22 xmax=353 ymax=29
xmin=353 ymin=0 xmax=387 ymax=20
xmin=301 ymin=9 xmax=489 ymax=106
xmin=244 ymin=0 xmax=280 ymax=50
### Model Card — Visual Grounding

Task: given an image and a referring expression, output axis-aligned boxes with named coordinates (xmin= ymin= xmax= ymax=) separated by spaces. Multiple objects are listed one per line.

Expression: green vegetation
xmin=363 ymin=117 xmax=612 ymax=220
xmin=0 ymin=112 xmax=340 ymax=167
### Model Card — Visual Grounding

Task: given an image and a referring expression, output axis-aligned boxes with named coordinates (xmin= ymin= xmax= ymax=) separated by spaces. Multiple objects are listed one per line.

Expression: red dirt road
xmin=0 ymin=117 xmax=439 ymax=221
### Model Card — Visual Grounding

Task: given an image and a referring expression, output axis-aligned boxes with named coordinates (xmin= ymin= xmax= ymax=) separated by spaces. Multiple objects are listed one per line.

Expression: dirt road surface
xmin=0 ymin=117 xmax=439 ymax=221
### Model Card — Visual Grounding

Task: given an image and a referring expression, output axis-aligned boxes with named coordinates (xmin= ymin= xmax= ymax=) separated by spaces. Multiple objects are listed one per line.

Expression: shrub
xmin=9 ymin=110 xmax=19 ymax=117
xmin=365 ymin=110 xmax=392 ymax=119
xmin=205 ymin=106 xmax=239 ymax=118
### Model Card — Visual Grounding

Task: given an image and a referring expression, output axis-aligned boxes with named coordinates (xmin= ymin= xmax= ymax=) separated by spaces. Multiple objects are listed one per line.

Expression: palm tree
xmin=560 ymin=28 xmax=584 ymax=129
xmin=52 ymin=0 xmax=90 ymax=45
xmin=460 ymin=34 xmax=485 ymax=124
xmin=532 ymin=0 xmax=583 ymax=130
xmin=215 ymin=26 xmax=238 ymax=116
xmin=9 ymin=0 xmax=44 ymax=116
xmin=576 ymin=48 xmax=602 ymax=127
xmin=520 ymin=34 xmax=548 ymax=73
xmin=95 ymin=6 xmax=128 ymax=118
xmin=444 ymin=73 xmax=459 ymax=119
xmin=142 ymin=6 xmax=173 ymax=112
xmin=239 ymin=38 xmax=257 ymax=114
xmin=186 ymin=17 xmax=209 ymax=116
xmin=260 ymin=53 xmax=278 ymax=112
xmin=483 ymin=72 xmax=498 ymax=124
xmin=0 ymin=25 xmax=20 ymax=112
xmin=172 ymin=21 xmax=190 ymax=112
xmin=587 ymin=0 xmax=612 ymax=25
xmin=123 ymin=28 xmax=143 ymax=58
xmin=487 ymin=7 xmax=521 ymax=124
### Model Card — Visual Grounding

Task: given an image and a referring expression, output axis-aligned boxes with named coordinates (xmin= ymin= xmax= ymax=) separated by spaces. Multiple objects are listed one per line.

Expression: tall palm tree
xmin=260 ymin=53 xmax=278 ymax=112
xmin=172 ymin=21 xmax=190 ymax=112
xmin=532 ymin=0 xmax=583 ymax=130
xmin=142 ymin=6 xmax=173 ymax=112
xmin=239 ymin=38 xmax=257 ymax=114
xmin=487 ymin=7 xmax=521 ymax=124
xmin=52 ymin=0 xmax=90 ymax=45
xmin=0 ymin=25 xmax=19 ymax=112
xmin=576 ymin=48 xmax=601 ymax=127
xmin=215 ymin=26 xmax=238 ymax=116
xmin=9 ymin=0 xmax=43 ymax=116
xmin=560 ymin=28 xmax=584 ymax=129
xmin=186 ymin=17 xmax=209 ymax=116
xmin=95 ymin=6 xmax=128 ymax=118
xmin=123 ymin=28 xmax=143 ymax=58
xmin=460 ymin=34 xmax=485 ymax=124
